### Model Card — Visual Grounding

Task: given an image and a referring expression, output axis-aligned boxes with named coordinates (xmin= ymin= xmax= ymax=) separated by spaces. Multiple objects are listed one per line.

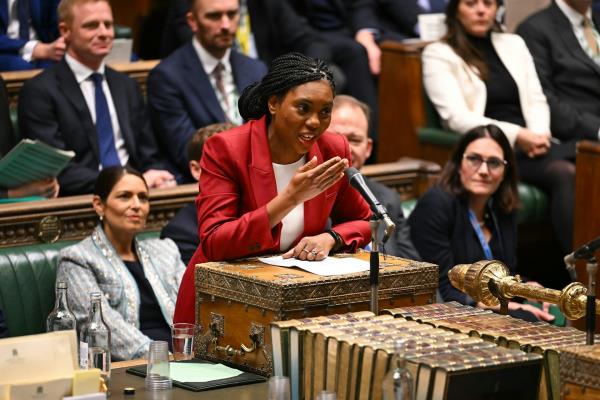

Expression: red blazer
xmin=174 ymin=116 xmax=371 ymax=323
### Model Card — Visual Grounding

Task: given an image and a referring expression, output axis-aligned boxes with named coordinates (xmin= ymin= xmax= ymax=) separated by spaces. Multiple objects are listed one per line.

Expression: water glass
xmin=171 ymin=323 xmax=197 ymax=361
xmin=146 ymin=341 xmax=172 ymax=390
xmin=267 ymin=376 xmax=290 ymax=400
xmin=317 ymin=391 xmax=337 ymax=400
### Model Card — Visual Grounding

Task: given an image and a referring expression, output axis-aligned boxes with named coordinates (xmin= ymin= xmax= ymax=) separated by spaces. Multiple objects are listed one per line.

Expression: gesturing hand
xmin=282 ymin=233 xmax=336 ymax=261
xmin=284 ymin=156 xmax=348 ymax=206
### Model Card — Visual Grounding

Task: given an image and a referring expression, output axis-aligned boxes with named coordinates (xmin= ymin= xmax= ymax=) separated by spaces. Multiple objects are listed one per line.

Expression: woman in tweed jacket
xmin=57 ymin=166 xmax=185 ymax=360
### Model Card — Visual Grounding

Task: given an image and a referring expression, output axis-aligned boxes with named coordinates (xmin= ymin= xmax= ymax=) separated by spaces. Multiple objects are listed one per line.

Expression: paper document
xmin=170 ymin=362 xmax=243 ymax=383
xmin=0 ymin=139 xmax=74 ymax=187
xmin=258 ymin=255 xmax=370 ymax=276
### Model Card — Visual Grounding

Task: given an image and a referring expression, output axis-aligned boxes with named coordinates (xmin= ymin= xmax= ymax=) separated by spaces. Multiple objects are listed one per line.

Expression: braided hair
xmin=238 ymin=52 xmax=336 ymax=121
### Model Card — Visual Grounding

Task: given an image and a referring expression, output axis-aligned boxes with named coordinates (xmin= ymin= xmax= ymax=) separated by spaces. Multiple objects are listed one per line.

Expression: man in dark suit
xmin=0 ymin=0 xmax=66 ymax=71
xmin=18 ymin=0 xmax=174 ymax=196
xmin=329 ymin=95 xmax=420 ymax=260
xmin=161 ymin=122 xmax=233 ymax=265
xmin=147 ymin=0 xmax=267 ymax=182
xmin=517 ymin=0 xmax=600 ymax=142
xmin=160 ymin=0 xmax=330 ymax=63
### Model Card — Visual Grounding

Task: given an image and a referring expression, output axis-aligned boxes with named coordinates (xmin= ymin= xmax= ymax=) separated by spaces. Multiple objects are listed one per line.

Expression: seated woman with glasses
xmin=409 ymin=125 xmax=554 ymax=322
xmin=423 ymin=0 xmax=575 ymax=260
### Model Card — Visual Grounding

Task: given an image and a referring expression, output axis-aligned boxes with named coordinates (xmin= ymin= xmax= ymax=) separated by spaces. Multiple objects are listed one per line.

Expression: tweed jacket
xmin=57 ymin=226 xmax=185 ymax=360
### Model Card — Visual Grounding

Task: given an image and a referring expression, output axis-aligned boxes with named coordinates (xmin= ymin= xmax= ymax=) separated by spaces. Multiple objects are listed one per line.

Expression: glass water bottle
xmin=46 ymin=281 xmax=76 ymax=332
xmin=382 ymin=339 xmax=414 ymax=400
xmin=79 ymin=293 xmax=111 ymax=388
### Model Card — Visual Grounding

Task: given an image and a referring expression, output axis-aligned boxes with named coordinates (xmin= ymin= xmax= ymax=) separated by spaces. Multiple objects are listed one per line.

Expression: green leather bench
xmin=0 ymin=232 xmax=158 ymax=338
xmin=417 ymin=95 xmax=549 ymax=224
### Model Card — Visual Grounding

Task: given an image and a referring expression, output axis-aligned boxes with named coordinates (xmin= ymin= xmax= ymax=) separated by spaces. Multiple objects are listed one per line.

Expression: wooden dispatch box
xmin=193 ymin=252 xmax=438 ymax=375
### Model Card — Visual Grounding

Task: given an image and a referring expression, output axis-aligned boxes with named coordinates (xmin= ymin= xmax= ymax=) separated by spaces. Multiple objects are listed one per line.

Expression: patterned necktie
xmin=90 ymin=73 xmax=120 ymax=168
xmin=17 ymin=0 xmax=30 ymax=40
xmin=583 ymin=16 xmax=599 ymax=57
xmin=213 ymin=62 xmax=231 ymax=121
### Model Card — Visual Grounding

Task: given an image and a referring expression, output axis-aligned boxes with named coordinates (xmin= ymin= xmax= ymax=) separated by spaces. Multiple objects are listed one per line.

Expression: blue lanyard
xmin=468 ymin=209 xmax=493 ymax=260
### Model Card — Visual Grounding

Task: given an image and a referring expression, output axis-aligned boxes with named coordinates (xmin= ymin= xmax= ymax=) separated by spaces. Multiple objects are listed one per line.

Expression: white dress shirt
xmin=192 ymin=38 xmax=243 ymax=125
xmin=6 ymin=0 xmax=38 ymax=62
xmin=65 ymin=54 xmax=129 ymax=168
xmin=273 ymin=157 xmax=306 ymax=252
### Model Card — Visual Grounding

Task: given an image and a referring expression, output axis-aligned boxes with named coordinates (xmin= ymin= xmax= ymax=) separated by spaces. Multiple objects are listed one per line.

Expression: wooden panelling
xmin=572 ymin=141 xmax=600 ymax=331
xmin=0 ymin=60 xmax=159 ymax=108
xmin=0 ymin=159 xmax=440 ymax=249
xmin=378 ymin=40 xmax=428 ymax=163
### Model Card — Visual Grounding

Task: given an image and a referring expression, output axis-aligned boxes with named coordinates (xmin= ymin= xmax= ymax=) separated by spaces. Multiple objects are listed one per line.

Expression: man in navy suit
xmin=147 ymin=0 xmax=267 ymax=182
xmin=18 ymin=0 xmax=174 ymax=196
xmin=0 ymin=0 xmax=66 ymax=71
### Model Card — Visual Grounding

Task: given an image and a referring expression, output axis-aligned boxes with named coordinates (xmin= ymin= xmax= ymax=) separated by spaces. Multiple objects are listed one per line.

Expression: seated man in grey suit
xmin=18 ymin=0 xmax=174 ymax=196
xmin=161 ymin=122 xmax=234 ymax=265
xmin=147 ymin=0 xmax=267 ymax=182
xmin=328 ymin=95 xmax=420 ymax=260
xmin=517 ymin=0 xmax=600 ymax=142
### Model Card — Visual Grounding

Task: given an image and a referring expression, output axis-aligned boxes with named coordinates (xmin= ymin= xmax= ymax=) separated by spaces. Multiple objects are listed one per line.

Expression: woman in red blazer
xmin=174 ymin=53 xmax=372 ymax=323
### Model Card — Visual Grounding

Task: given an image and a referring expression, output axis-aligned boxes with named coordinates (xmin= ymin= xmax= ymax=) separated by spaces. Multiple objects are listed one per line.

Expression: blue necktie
xmin=428 ymin=0 xmax=447 ymax=13
xmin=90 ymin=73 xmax=120 ymax=168
xmin=17 ymin=0 xmax=30 ymax=40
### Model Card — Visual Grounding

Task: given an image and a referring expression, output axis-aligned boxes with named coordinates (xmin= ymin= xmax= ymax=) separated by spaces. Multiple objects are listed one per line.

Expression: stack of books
xmin=270 ymin=309 xmax=543 ymax=400
xmin=384 ymin=302 xmax=600 ymax=400
xmin=560 ymin=344 xmax=600 ymax=398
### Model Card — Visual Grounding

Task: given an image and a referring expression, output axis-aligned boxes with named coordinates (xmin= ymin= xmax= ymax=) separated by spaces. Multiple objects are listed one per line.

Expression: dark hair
xmin=443 ymin=0 xmax=501 ymax=81
xmin=437 ymin=124 xmax=519 ymax=213
xmin=187 ymin=122 xmax=235 ymax=162
xmin=93 ymin=166 xmax=147 ymax=202
xmin=238 ymin=52 xmax=335 ymax=121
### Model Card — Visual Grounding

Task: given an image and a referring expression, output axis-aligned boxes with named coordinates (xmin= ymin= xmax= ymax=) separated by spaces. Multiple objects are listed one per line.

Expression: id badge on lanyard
xmin=468 ymin=209 xmax=493 ymax=260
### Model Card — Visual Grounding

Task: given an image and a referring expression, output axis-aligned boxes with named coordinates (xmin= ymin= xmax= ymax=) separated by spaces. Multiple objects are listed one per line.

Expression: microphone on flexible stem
xmin=344 ymin=167 xmax=396 ymax=244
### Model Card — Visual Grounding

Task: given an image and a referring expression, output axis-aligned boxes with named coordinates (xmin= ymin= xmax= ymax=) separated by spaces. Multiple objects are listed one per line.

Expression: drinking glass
xmin=267 ymin=376 xmax=290 ymax=400
xmin=171 ymin=323 xmax=198 ymax=361
xmin=317 ymin=391 xmax=337 ymax=400
xmin=146 ymin=341 xmax=172 ymax=390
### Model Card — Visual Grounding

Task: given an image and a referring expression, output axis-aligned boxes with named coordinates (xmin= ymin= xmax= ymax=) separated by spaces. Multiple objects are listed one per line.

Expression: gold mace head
xmin=448 ymin=260 xmax=510 ymax=306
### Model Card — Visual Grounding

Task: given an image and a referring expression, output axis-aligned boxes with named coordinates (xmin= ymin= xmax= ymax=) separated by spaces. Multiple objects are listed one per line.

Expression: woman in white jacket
xmin=422 ymin=0 xmax=575 ymax=257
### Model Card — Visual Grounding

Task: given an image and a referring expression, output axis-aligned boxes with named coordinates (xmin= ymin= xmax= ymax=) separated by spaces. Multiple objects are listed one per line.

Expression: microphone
xmin=574 ymin=236 xmax=600 ymax=260
xmin=345 ymin=167 xmax=395 ymax=244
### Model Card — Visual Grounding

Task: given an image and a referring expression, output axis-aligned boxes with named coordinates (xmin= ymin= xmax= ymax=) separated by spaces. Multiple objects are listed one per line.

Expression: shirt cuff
xmin=597 ymin=126 xmax=600 ymax=141
xmin=20 ymin=40 xmax=39 ymax=62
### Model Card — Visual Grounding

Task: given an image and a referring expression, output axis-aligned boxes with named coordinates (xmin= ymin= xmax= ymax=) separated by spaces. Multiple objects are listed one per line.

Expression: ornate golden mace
xmin=448 ymin=260 xmax=600 ymax=320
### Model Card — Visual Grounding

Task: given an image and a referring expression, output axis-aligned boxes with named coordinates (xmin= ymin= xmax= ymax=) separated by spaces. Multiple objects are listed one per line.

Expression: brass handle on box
xmin=216 ymin=344 xmax=244 ymax=357
xmin=240 ymin=332 xmax=260 ymax=353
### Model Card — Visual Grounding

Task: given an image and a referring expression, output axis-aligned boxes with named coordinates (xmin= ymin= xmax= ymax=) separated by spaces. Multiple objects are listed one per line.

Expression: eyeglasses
xmin=463 ymin=154 xmax=507 ymax=173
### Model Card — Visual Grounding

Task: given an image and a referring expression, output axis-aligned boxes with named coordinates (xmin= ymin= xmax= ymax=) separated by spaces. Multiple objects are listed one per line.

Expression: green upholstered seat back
xmin=0 ymin=231 xmax=160 ymax=338
xmin=0 ymin=242 xmax=75 ymax=337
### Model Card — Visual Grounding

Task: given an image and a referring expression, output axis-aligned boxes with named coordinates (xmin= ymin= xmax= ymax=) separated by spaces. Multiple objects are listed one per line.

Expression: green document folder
xmin=0 ymin=139 xmax=74 ymax=187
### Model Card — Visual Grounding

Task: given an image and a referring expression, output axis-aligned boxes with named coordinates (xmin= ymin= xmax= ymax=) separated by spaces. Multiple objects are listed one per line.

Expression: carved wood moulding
xmin=0 ymin=184 xmax=197 ymax=248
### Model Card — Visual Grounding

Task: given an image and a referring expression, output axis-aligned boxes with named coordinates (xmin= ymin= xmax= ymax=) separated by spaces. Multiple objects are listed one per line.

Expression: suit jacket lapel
xmin=249 ymin=116 xmax=277 ymax=209
xmin=56 ymin=59 xmax=99 ymax=158
xmin=106 ymin=67 xmax=136 ymax=158
xmin=552 ymin=4 xmax=600 ymax=76
xmin=230 ymin=51 xmax=254 ymax=92
xmin=182 ymin=43 xmax=226 ymax=122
